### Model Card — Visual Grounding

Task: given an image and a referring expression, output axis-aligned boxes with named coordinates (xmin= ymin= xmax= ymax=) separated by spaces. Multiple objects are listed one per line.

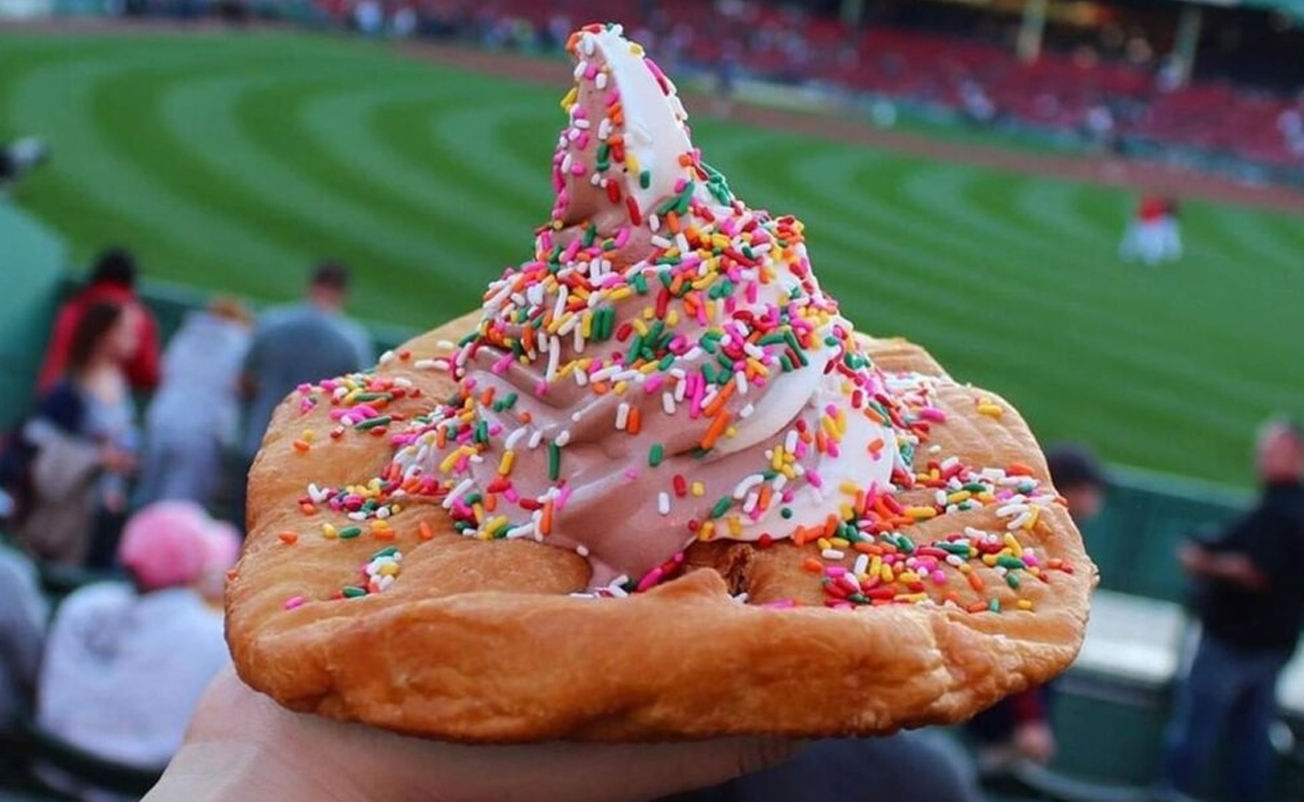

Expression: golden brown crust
xmin=227 ymin=313 xmax=1096 ymax=742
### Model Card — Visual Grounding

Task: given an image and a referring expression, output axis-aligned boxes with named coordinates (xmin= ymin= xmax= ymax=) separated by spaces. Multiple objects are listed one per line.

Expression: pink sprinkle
xmin=636 ymin=567 xmax=664 ymax=593
xmin=762 ymin=599 xmax=797 ymax=610
xmin=283 ymin=596 xmax=305 ymax=611
xmin=624 ymin=468 xmax=639 ymax=480
xmin=643 ymin=374 xmax=664 ymax=394
xmin=614 ymin=227 xmax=631 ymax=248
xmin=825 ymin=566 xmax=848 ymax=578
xmin=575 ymin=131 xmax=590 ymax=150
xmin=931 ymin=570 xmax=948 ymax=585
xmin=503 ymin=488 xmax=520 ymax=503
xmin=492 ymin=353 xmax=513 ymax=374
xmin=918 ymin=407 xmax=947 ymax=423
xmin=556 ymin=484 xmax=574 ymax=511
xmin=570 ymin=160 xmax=586 ymax=176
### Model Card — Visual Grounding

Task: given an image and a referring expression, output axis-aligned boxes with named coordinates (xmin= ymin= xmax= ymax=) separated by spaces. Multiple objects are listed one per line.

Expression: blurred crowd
xmin=0 ymin=248 xmax=377 ymax=799
xmin=284 ymin=0 xmax=1304 ymax=170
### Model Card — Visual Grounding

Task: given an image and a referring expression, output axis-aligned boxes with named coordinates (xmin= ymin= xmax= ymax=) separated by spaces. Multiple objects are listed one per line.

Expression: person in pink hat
xmin=35 ymin=501 xmax=239 ymax=796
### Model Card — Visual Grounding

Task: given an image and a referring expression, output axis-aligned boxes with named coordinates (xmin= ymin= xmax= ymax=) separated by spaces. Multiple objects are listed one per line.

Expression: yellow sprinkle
xmin=301 ymin=429 xmax=316 ymax=443
xmin=982 ymin=554 xmax=998 ymax=567
xmin=698 ymin=520 xmax=715 ymax=541
xmin=498 ymin=451 xmax=516 ymax=476
xmin=1024 ymin=507 xmax=1040 ymax=531
xmin=947 ymin=490 xmax=972 ymax=504
xmin=691 ymin=481 xmax=705 ymax=497
xmin=839 ymin=481 xmax=861 ymax=495
xmin=724 ymin=426 xmax=738 ymax=438
xmin=631 ymin=319 xmax=648 ymax=336
xmin=977 ymin=403 xmax=1003 ymax=418
xmin=959 ymin=563 xmax=972 ymax=573
xmin=609 ymin=287 xmax=633 ymax=302
xmin=817 ymin=537 xmax=832 ymax=551
xmin=322 ymin=523 xmax=338 ymax=539
xmin=1004 ymin=532 xmax=1025 ymax=555
xmin=897 ymin=593 xmax=928 ymax=604
xmin=626 ymin=153 xmax=640 ymax=173
xmin=898 ymin=571 xmax=921 ymax=584
xmin=830 ymin=537 xmax=850 ymax=549
xmin=666 ymin=310 xmax=680 ymax=327
xmin=905 ymin=506 xmax=938 ymax=520
xmin=1017 ymin=599 xmax=1034 ymax=611
xmin=838 ymin=502 xmax=854 ymax=520
xmin=870 ymin=555 xmax=883 ymax=577
xmin=560 ymin=86 xmax=578 ymax=110
xmin=378 ymin=562 xmax=399 ymax=577
xmin=880 ymin=564 xmax=894 ymax=583
xmin=728 ymin=516 xmax=742 ymax=537
xmin=581 ymin=312 xmax=593 ymax=339
xmin=642 ymin=307 xmax=655 ymax=320
xmin=771 ymin=449 xmax=785 ymax=471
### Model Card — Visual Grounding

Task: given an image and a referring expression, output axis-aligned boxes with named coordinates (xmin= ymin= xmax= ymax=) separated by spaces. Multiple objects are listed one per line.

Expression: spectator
xmin=238 ymin=262 xmax=372 ymax=523
xmin=0 ymin=537 xmax=47 ymax=733
xmin=136 ymin=298 xmax=253 ymax=508
xmin=37 ymin=501 xmax=238 ymax=788
xmin=10 ymin=302 xmax=140 ymax=567
xmin=966 ymin=445 xmax=1106 ymax=771
xmin=1159 ymin=419 xmax=1304 ymax=802
xmin=37 ymin=248 xmax=162 ymax=393
xmin=0 ymin=137 xmax=48 ymax=193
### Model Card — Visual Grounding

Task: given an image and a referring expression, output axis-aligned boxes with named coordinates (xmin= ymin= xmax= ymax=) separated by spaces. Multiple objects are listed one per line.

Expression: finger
xmin=423 ymin=737 xmax=805 ymax=802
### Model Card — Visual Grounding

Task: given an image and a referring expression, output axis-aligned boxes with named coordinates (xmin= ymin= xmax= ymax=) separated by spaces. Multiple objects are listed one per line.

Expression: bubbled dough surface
xmin=227 ymin=310 xmax=1096 ymax=742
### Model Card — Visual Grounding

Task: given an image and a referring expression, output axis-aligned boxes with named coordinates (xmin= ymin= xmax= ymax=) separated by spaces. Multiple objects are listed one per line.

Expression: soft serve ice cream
xmin=384 ymin=24 xmax=904 ymax=587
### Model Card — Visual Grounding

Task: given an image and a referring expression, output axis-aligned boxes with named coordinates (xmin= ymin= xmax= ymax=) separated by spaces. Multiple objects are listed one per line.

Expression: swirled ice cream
xmin=388 ymin=24 xmax=903 ymax=587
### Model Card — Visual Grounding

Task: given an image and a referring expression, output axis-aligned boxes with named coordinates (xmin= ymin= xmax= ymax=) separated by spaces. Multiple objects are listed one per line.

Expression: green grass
xmin=1 ymin=30 xmax=1302 ymax=488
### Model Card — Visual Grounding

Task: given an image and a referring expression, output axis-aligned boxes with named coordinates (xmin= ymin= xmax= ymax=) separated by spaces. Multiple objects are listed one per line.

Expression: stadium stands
xmin=376 ymin=0 xmax=1304 ymax=171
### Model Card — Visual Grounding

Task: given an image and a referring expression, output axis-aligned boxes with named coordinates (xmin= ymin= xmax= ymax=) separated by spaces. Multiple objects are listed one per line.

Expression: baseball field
xmin=1 ymin=28 xmax=1301 ymax=487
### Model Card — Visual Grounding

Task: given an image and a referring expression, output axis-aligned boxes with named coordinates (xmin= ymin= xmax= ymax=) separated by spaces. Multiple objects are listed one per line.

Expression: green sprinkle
xmin=370 ymin=546 xmax=398 ymax=560
xmin=710 ymin=495 xmax=732 ymax=519
xmin=780 ymin=507 xmax=794 ymax=520
xmin=639 ymin=169 xmax=651 ymax=188
xmin=1006 ymin=573 xmax=1021 ymax=589
xmin=342 ymin=585 xmax=368 ymax=598
xmin=354 ymin=415 xmax=391 ymax=431
xmin=997 ymin=556 xmax=1026 ymax=570
xmin=338 ymin=526 xmax=363 ymax=540
xmin=987 ymin=598 xmax=1002 ymax=613
xmin=548 ymin=441 xmax=561 ymax=481
xmin=649 ymin=443 xmax=665 ymax=467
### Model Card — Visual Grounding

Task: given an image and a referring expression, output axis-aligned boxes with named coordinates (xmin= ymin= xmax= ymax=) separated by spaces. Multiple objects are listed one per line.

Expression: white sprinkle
xmin=662 ymin=392 xmax=676 ymax=415
xmin=573 ymin=117 xmax=590 ymax=130
xmin=573 ymin=59 xmax=587 ymax=79
xmin=597 ymin=118 xmax=612 ymax=138
xmin=733 ymin=473 xmax=765 ymax=500
xmin=929 ymin=444 xmax=943 ymax=453
xmin=577 ymin=545 xmax=590 ymax=557
xmin=784 ymin=430 xmax=799 ymax=454
xmin=505 ymin=525 xmax=535 ymax=540
xmin=821 ymin=548 xmax=845 ymax=560
xmin=739 ymin=403 xmax=755 ymax=419
xmin=574 ymin=367 xmax=588 ymax=386
xmin=658 ymin=492 xmax=670 ymax=515
xmin=735 ymin=371 xmax=749 ymax=396
xmin=414 ymin=358 xmax=447 ymax=371
xmin=946 ymin=554 xmax=964 ymax=567
xmin=348 ymin=511 xmax=367 ymax=521
xmin=853 ymin=553 xmax=870 ymax=576
xmin=436 ymin=339 xmax=456 ymax=350
xmin=742 ymin=492 xmax=759 ymax=514
xmin=732 ymin=592 xmax=750 ymax=604
xmin=528 ymin=430 xmax=544 ymax=449
xmin=650 ymin=235 xmax=673 ymax=249
xmin=615 ymin=402 xmax=630 ymax=430
xmin=504 ymin=428 xmax=528 ymax=450
xmin=378 ymin=350 xmax=395 ymax=365
xmin=555 ymin=430 xmax=572 ymax=448
xmin=935 ymin=490 xmax=948 ymax=506
xmin=595 ymin=72 xmax=608 ymax=90
xmin=545 ymin=335 xmax=561 ymax=382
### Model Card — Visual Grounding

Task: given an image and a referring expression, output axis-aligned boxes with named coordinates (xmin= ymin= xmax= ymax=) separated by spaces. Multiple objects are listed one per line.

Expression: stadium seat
xmin=6 ymin=717 xmax=162 ymax=800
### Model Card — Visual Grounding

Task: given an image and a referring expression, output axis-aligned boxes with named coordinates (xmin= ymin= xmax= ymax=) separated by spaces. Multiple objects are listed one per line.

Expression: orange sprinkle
xmin=966 ymin=601 xmax=988 ymax=614
xmin=703 ymin=382 xmax=735 ymax=417
xmin=484 ymin=493 xmax=497 ymax=512
xmin=373 ymin=527 xmax=396 ymax=541
xmin=968 ymin=571 xmax=986 ymax=593
xmin=541 ymin=501 xmax=554 ymax=535
xmin=419 ymin=521 xmax=435 ymax=541
xmin=292 ymin=439 xmax=311 ymax=453
xmin=591 ymin=382 xmax=610 ymax=395
xmin=278 ymin=531 xmax=299 ymax=545
xmin=700 ymin=410 xmax=731 ymax=450
xmin=666 ymin=211 xmax=680 ymax=233
xmin=299 ymin=502 xmax=316 ymax=516
xmin=1007 ymin=462 xmax=1036 ymax=476
xmin=627 ymin=408 xmax=642 ymax=435
xmin=802 ymin=558 xmax=824 ymax=574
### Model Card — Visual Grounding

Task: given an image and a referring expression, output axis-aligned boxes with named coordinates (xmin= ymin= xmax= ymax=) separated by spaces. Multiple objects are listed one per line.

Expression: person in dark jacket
xmin=37 ymin=247 xmax=162 ymax=393
xmin=1159 ymin=418 xmax=1304 ymax=802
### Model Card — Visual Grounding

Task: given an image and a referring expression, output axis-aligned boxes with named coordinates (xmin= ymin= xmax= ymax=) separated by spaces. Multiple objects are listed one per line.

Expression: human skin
xmin=143 ymin=666 xmax=800 ymax=802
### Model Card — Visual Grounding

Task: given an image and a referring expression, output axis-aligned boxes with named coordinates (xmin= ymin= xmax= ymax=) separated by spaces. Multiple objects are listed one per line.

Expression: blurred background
xmin=1 ymin=0 xmax=1303 ymax=800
